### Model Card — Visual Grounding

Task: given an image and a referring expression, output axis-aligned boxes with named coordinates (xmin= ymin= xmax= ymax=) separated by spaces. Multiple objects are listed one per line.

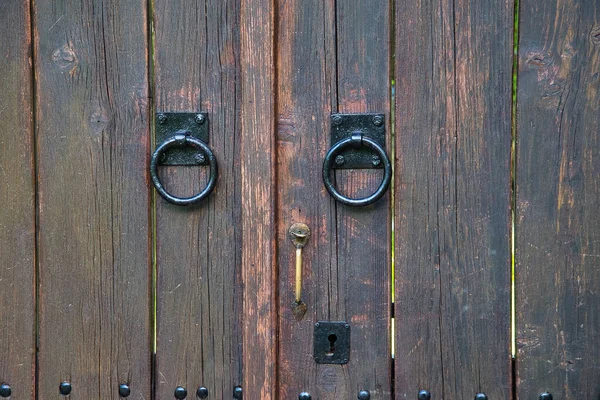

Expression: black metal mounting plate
xmin=313 ymin=321 xmax=350 ymax=365
xmin=330 ymin=113 xmax=386 ymax=169
xmin=155 ymin=112 xmax=209 ymax=165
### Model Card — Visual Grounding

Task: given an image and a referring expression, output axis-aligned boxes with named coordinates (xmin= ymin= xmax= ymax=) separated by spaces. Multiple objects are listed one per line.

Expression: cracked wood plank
xmin=34 ymin=1 xmax=151 ymax=398
xmin=516 ymin=1 xmax=600 ymax=398
xmin=277 ymin=0 xmax=392 ymax=398
xmin=239 ymin=0 xmax=277 ymax=397
xmin=153 ymin=0 xmax=242 ymax=398
xmin=0 ymin=1 xmax=35 ymax=398
xmin=394 ymin=0 xmax=514 ymax=398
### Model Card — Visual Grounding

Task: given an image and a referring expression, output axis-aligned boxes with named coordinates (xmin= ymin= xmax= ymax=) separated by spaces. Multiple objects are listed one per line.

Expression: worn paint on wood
xmin=34 ymin=1 xmax=151 ymax=398
xmin=0 ymin=1 xmax=35 ymax=398
xmin=277 ymin=0 xmax=392 ymax=398
xmin=153 ymin=0 xmax=242 ymax=398
xmin=240 ymin=0 xmax=277 ymax=398
xmin=516 ymin=1 xmax=600 ymax=398
xmin=394 ymin=0 xmax=514 ymax=398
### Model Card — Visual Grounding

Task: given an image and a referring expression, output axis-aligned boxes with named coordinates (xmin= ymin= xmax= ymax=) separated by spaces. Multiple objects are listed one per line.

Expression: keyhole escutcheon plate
xmin=313 ymin=321 xmax=351 ymax=364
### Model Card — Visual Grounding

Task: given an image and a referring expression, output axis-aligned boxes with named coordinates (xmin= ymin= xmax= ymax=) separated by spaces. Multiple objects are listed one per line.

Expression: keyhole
xmin=326 ymin=334 xmax=337 ymax=356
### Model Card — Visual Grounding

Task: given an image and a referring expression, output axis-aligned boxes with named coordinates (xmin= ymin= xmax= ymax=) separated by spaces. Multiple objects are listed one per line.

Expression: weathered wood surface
xmin=277 ymin=1 xmax=392 ymax=398
xmin=394 ymin=0 xmax=514 ymax=398
xmin=153 ymin=0 xmax=242 ymax=398
xmin=516 ymin=1 xmax=600 ymax=398
xmin=240 ymin=0 xmax=277 ymax=398
xmin=34 ymin=1 xmax=151 ymax=398
xmin=0 ymin=1 xmax=35 ymax=398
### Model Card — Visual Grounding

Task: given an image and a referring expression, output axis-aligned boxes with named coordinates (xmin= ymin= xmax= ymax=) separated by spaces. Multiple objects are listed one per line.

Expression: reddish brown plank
xmin=277 ymin=1 xmax=392 ymax=398
xmin=152 ymin=0 xmax=242 ymax=398
xmin=516 ymin=1 xmax=600 ymax=398
xmin=394 ymin=0 xmax=514 ymax=398
xmin=240 ymin=0 xmax=277 ymax=398
xmin=0 ymin=1 xmax=35 ymax=399
xmin=34 ymin=1 xmax=151 ymax=398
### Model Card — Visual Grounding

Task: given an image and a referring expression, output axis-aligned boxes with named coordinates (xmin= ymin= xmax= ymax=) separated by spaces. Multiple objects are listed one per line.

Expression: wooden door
xmin=0 ymin=1 xmax=598 ymax=399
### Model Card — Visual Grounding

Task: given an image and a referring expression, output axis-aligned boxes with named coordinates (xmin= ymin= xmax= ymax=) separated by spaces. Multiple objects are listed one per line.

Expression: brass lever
xmin=288 ymin=223 xmax=310 ymax=320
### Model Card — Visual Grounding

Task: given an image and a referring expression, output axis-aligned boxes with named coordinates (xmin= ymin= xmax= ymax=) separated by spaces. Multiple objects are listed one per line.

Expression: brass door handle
xmin=289 ymin=223 xmax=310 ymax=320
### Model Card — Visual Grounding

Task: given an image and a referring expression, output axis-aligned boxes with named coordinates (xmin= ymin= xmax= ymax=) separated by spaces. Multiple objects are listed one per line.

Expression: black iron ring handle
xmin=323 ymin=133 xmax=391 ymax=207
xmin=150 ymin=134 xmax=218 ymax=206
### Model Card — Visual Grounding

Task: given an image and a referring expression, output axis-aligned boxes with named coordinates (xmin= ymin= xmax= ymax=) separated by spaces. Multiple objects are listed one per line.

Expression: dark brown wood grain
xmin=394 ymin=1 xmax=514 ymax=399
xmin=277 ymin=1 xmax=392 ymax=398
xmin=34 ymin=1 xmax=151 ymax=398
xmin=0 ymin=1 xmax=35 ymax=399
xmin=516 ymin=1 xmax=600 ymax=398
xmin=153 ymin=1 xmax=242 ymax=399
xmin=239 ymin=0 xmax=277 ymax=398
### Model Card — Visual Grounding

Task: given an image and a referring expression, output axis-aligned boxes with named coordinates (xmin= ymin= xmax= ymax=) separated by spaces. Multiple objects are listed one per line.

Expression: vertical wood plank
xmin=34 ymin=1 xmax=151 ymax=398
xmin=240 ymin=0 xmax=277 ymax=398
xmin=394 ymin=0 xmax=514 ymax=398
xmin=0 ymin=1 xmax=35 ymax=398
xmin=153 ymin=0 xmax=242 ymax=398
xmin=277 ymin=1 xmax=392 ymax=398
xmin=516 ymin=1 xmax=600 ymax=398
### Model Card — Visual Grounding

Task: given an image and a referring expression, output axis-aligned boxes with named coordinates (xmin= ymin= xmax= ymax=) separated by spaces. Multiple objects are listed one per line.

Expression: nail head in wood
xmin=233 ymin=386 xmax=243 ymax=399
xmin=119 ymin=383 xmax=131 ymax=397
xmin=0 ymin=384 xmax=11 ymax=398
xmin=59 ymin=381 xmax=72 ymax=395
xmin=174 ymin=386 xmax=187 ymax=399
xmin=196 ymin=386 xmax=208 ymax=398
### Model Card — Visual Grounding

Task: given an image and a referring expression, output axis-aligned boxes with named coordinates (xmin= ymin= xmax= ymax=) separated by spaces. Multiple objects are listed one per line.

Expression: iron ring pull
xmin=150 ymin=133 xmax=218 ymax=206
xmin=323 ymin=133 xmax=392 ymax=207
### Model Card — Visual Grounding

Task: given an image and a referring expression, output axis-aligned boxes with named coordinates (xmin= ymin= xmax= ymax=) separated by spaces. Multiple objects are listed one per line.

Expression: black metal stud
xmin=0 ymin=384 xmax=11 ymax=398
xmin=299 ymin=392 xmax=312 ymax=400
xmin=174 ymin=386 xmax=187 ymax=399
xmin=196 ymin=386 xmax=208 ymax=399
xmin=475 ymin=394 xmax=488 ymax=400
xmin=59 ymin=381 xmax=72 ymax=395
xmin=418 ymin=390 xmax=431 ymax=400
xmin=119 ymin=383 xmax=131 ymax=397
xmin=539 ymin=393 xmax=553 ymax=400
xmin=358 ymin=390 xmax=370 ymax=399
xmin=233 ymin=386 xmax=243 ymax=399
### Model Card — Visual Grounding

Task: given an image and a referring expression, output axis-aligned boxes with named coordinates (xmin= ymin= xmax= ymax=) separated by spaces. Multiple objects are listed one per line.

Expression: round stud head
xmin=475 ymin=393 xmax=488 ymax=400
xmin=298 ymin=392 xmax=312 ymax=400
xmin=372 ymin=115 xmax=384 ymax=126
xmin=332 ymin=115 xmax=343 ymax=126
xmin=196 ymin=386 xmax=209 ymax=399
xmin=119 ymin=383 xmax=131 ymax=397
xmin=233 ymin=386 xmax=243 ymax=399
xmin=0 ymin=384 xmax=11 ymax=398
xmin=418 ymin=390 xmax=431 ymax=400
xmin=195 ymin=114 xmax=206 ymax=125
xmin=59 ymin=381 xmax=72 ymax=395
xmin=174 ymin=386 xmax=187 ymax=399
xmin=539 ymin=393 xmax=553 ymax=400
xmin=157 ymin=113 xmax=168 ymax=124
xmin=358 ymin=390 xmax=371 ymax=399
xmin=335 ymin=155 xmax=346 ymax=166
